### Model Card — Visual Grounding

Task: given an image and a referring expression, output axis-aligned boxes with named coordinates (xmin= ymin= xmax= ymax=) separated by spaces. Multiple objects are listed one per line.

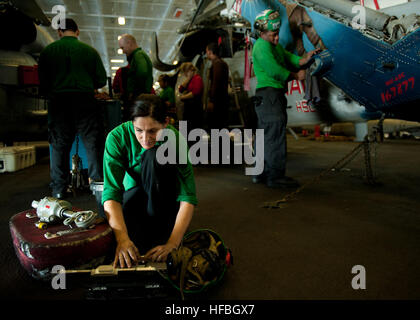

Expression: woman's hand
xmin=180 ymin=91 xmax=194 ymax=101
xmin=144 ymin=242 xmax=178 ymax=262
xmin=113 ymin=237 xmax=141 ymax=268
xmin=143 ymin=202 xmax=195 ymax=262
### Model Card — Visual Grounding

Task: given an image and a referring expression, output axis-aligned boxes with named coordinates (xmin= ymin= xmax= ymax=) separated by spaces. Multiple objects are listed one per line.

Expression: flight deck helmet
xmin=254 ymin=9 xmax=281 ymax=32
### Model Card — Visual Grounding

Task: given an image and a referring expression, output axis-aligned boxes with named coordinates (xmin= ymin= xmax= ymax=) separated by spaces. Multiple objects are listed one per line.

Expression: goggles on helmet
xmin=254 ymin=9 xmax=281 ymax=32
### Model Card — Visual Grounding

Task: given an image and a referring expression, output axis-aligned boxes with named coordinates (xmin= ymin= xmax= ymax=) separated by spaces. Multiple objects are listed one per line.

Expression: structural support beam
xmin=354 ymin=121 xmax=369 ymax=142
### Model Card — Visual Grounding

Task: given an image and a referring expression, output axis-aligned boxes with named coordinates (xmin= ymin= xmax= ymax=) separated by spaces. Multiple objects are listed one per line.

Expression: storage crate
xmin=0 ymin=146 xmax=36 ymax=173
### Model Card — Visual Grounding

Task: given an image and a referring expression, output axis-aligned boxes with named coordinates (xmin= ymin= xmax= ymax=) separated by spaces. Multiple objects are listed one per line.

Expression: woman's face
xmin=133 ymin=116 xmax=168 ymax=150
xmin=186 ymin=69 xmax=194 ymax=78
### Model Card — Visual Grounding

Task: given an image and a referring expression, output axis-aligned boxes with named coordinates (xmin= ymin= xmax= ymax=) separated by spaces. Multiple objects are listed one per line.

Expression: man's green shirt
xmin=102 ymin=122 xmax=197 ymax=206
xmin=39 ymin=36 xmax=107 ymax=95
xmin=127 ymin=47 xmax=153 ymax=97
xmin=252 ymin=37 xmax=301 ymax=90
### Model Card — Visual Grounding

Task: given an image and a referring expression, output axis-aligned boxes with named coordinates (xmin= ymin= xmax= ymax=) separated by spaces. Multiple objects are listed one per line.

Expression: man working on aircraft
xmin=39 ymin=18 xmax=107 ymax=199
xmin=252 ymin=9 xmax=320 ymax=188
xmin=118 ymin=34 xmax=153 ymax=120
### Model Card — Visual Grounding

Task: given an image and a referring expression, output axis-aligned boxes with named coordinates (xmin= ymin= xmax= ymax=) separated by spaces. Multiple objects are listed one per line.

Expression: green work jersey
xmin=159 ymin=86 xmax=175 ymax=105
xmin=252 ymin=37 xmax=301 ymax=90
xmin=102 ymin=122 xmax=197 ymax=206
xmin=127 ymin=47 xmax=153 ymax=97
xmin=39 ymin=36 xmax=107 ymax=95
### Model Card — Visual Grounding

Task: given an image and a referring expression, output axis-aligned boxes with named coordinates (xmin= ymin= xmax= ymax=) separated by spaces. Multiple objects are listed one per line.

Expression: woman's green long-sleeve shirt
xmin=102 ymin=122 xmax=197 ymax=206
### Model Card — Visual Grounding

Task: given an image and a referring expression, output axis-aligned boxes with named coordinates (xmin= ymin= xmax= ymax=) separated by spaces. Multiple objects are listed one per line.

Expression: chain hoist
xmin=263 ymin=116 xmax=385 ymax=209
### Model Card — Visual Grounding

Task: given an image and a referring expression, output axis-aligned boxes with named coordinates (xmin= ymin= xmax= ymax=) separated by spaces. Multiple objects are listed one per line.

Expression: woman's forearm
xmin=104 ymin=199 xmax=141 ymax=267
xmin=180 ymin=91 xmax=194 ymax=100
xmin=167 ymin=201 xmax=195 ymax=248
xmin=104 ymin=199 xmax=130 ymax=243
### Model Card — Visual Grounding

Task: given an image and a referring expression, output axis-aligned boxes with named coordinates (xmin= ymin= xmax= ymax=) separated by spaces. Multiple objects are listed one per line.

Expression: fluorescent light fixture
xmin=112 ymin=73 xmax=116 ymax=77
xmin=172 ymin=60 xmax=178 ymax=65
xmin=111 ymin=66 xmax=119 ymax=70
xmin=118 ymin=48 xmax=123 ymax=54
xmin=110 ymin=59 xmax=124 ymax=63
xmin=118 ymin=16 xmax=126 ymax=25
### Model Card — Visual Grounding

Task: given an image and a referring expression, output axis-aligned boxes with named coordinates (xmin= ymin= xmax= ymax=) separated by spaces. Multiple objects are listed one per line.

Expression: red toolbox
xmin=9 ymin=208 xmax=114 ymax=279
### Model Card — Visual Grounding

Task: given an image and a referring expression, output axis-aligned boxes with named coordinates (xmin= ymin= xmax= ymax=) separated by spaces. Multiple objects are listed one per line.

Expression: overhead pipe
xmin=298 ymin=0 xmax=393 ymax=32
xmin=150 ymin=0 xmax=212 ymax=71
xmin=149 ymin=32 xmax=179 ymax=71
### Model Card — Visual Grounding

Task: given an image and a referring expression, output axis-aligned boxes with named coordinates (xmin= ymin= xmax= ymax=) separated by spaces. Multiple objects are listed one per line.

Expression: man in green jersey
xmin=39 ymin=18 xmax=107 ymax=199
xmin=158 ymin=74 xmax=176 ymax=119
xmin=252 ymin=9 xmax=320 ymax=188
xmin=118 ymin=34 xmax=153 ymax=120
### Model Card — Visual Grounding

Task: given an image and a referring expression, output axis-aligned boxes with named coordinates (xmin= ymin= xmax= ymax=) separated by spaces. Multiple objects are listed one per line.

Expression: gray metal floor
xmin=1 ymin=135 xmax=420 ymax=300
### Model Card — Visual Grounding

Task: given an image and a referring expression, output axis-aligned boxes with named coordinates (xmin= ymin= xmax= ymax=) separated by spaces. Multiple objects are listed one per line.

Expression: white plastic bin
xmin=0 ymin=146 xmax=36 ymax=173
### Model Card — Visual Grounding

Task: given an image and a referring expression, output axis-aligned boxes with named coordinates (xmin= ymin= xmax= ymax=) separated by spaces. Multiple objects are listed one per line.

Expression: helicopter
xmin=149 ymin=0 xmax=420 ymax=140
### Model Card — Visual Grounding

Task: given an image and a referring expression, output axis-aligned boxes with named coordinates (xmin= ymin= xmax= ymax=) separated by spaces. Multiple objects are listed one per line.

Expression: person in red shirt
xmin=112 ymin=65 xmax=130 ymax=99
xmin=179 ymin=62 xmax=204 ymax=133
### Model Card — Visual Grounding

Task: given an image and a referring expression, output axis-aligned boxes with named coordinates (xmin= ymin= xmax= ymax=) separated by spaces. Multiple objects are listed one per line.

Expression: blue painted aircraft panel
xmin=307 ymin=9 xmax=420 ymax=118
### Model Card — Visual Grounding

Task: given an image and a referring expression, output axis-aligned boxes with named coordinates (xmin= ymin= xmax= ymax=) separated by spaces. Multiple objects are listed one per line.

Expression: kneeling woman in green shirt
xmin=102 ymin=94 xmax=197 ymax=268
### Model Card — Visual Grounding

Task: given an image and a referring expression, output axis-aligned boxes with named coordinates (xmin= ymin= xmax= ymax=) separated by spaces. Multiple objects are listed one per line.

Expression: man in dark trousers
xmin=252 ymin=9 xmax=319 ymax=188
xmin=206 ymin=42 xmax=230 ymax=129
xmin=39 ymin=18 xmax=107 ymax=199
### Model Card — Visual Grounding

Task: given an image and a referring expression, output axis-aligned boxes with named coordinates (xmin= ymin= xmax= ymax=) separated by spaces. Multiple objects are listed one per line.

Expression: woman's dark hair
xmin=130 ymin=94 xmax=167 ymax=124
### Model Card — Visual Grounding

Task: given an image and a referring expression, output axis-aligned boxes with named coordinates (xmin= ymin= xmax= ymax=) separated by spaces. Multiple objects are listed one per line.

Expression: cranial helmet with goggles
xmin=254 ymin=9 xmax=281 ymax=32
